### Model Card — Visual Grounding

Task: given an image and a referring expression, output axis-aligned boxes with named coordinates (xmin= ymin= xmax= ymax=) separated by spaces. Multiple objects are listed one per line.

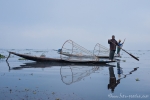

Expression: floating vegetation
xmin=0 ymin=86 xmax=86 ymax=100
xmin=18 ymin=58 xmax=27 ymax=60
xmin=135 ymin=78 xmax=140 ymax=81
xmin=0 ymin=54 xmax=5 ymax=58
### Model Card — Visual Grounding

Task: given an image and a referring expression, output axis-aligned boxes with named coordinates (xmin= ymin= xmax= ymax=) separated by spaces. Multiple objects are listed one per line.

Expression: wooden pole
xmin=109 ymin=41 xmax=139 ymax=61
xmin=6 ymin=52 xmax=11 ymax=61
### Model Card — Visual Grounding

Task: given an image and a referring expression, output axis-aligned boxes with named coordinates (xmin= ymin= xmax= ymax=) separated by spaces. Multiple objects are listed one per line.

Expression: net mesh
xmin=60 ymin=40 xmax=98 ymax=61
xmin=93 ymin=43 xmax=117 ymax=57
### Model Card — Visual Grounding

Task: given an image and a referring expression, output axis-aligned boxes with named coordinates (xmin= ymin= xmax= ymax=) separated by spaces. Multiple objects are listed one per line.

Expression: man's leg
xmin=109 ymin=51 xmax=111 ymax=60
xmin=117 ymin=47 xmax=120 ymax=56
xmin=112 ymin=50 xmax=115 ymax=60
xmin=110 ymin=50 xmax=114 ymax=61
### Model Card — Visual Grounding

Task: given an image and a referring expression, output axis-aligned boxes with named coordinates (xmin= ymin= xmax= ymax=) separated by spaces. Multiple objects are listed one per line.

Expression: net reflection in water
xmin=60 ymin=66 xmax=102 ymax=85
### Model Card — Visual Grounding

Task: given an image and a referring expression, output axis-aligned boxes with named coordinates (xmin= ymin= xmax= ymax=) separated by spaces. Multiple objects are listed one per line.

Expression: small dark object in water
xmin=135 ymin=78 xmax=140 ymax=81
xmin=10 ymin=89 xmax=12 ymax=93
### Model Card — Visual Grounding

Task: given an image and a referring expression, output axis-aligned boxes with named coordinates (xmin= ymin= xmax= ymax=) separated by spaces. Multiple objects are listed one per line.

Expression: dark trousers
xmin=109 ymin=50 xmax=115 ymax=60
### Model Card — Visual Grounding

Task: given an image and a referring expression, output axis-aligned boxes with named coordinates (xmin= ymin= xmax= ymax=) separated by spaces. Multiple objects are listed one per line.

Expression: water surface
xmin=0 ymin=49 xmax=150 ymax=100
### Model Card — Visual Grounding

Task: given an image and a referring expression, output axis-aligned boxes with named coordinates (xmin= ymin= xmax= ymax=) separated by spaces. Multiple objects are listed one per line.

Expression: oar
xmin=109 ymin=40 xmax=139 ymax=61
xmin=123 ymin=38 xmax=126 ymax=43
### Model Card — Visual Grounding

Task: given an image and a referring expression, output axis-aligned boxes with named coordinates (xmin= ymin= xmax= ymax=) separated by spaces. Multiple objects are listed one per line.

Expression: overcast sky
xmin=0 ymin=0 xmax=150 ymax=50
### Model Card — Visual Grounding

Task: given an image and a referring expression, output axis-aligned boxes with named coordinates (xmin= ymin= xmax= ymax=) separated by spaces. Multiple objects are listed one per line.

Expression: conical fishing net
xmin=93 ymin=43 xmax=110 ymax=57
xmin=60 ymin=40 xmax=98 ymax=61
xmin=93 ymin=43 xmax=117 ymax=57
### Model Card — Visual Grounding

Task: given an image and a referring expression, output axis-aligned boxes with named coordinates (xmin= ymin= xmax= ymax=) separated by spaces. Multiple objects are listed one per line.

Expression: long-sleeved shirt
xmin=108 ymin=39 xmax=118 ymax=50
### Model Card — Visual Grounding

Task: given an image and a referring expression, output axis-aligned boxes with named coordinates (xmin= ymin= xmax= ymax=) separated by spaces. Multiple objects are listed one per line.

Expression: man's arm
xmin=108 ymin=39 xmax=111 ymax=44
xmin=115 ymin=40 xmax=119 ymax=46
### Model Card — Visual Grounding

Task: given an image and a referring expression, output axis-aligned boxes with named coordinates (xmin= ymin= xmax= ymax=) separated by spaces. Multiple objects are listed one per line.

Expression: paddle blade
xmin=129 ymin=54 xmax=139 ymax=61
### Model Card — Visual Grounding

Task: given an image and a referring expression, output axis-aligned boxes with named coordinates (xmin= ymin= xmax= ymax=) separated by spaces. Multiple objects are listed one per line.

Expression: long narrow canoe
xmin=7 ymin=52 xmax=116 ymax=64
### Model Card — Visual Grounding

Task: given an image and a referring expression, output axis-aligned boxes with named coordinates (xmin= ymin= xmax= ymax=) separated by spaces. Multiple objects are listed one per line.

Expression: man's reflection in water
xmin=108 ymin=66 xmax=120 ymax=93
xmin=108 ymin=60 xmax=139 ymax=93
xmin=117 ymin=61 xmax=123 ymax=78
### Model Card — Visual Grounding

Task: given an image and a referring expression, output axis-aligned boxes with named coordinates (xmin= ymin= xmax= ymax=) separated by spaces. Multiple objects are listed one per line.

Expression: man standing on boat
xmin=108 ymin=35 xmax=118 ymax=61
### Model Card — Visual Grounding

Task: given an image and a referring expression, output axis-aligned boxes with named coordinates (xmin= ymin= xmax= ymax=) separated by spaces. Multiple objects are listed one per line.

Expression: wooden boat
xmin=6 ymin=51 xmax=116 ymax=64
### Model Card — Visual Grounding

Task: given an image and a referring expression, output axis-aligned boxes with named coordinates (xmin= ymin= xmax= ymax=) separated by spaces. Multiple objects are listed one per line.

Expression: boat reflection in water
xmin=7 ymin=61 xmax=139 ymax=93
xmin=7 ymin=61 xmax=115 ymax=84
xmin=108 ymin=61 xmax=139 ymax=93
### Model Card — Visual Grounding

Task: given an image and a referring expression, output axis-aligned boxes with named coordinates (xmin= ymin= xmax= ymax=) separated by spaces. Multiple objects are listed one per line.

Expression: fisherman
xmin=108 ymin=35 xmax=118 ymax=61
xmin=117 ymin=39 xmax=125 ymax=57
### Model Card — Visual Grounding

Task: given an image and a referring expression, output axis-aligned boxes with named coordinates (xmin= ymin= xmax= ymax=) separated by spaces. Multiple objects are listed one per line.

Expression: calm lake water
xmin=0 ymin=49 xmax=150 ymax=100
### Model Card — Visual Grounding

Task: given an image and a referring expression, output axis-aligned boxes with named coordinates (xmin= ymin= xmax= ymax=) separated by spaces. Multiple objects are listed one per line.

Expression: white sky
xmin=0 ymin=0 xmax=150 ymax=50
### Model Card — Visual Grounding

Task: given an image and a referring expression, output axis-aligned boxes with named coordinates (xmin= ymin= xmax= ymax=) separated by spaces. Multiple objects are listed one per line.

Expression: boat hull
xmin=7 ymin=52 xmax=116 ymax=64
